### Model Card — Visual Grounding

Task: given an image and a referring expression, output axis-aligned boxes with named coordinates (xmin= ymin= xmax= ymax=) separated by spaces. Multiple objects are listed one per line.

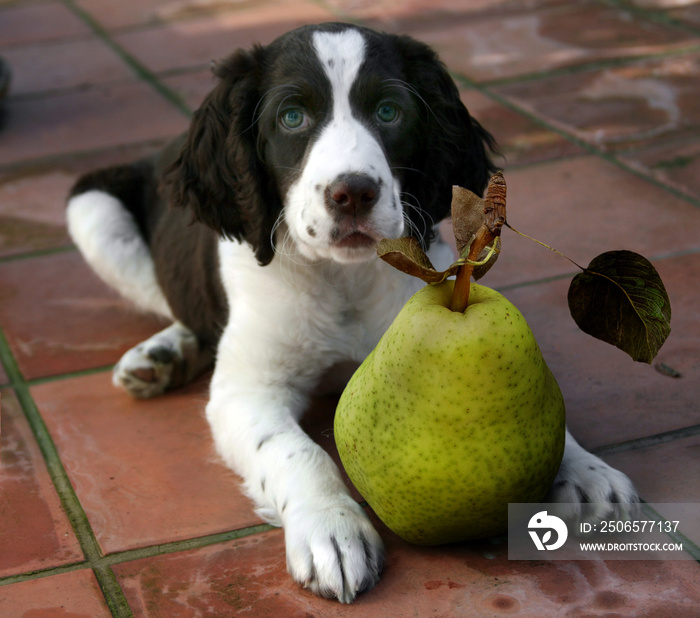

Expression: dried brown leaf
xmin=377 ymin=237 xmax=460 ymax=284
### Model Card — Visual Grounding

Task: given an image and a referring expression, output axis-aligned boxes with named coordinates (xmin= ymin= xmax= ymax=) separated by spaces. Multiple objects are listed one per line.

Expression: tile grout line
xmin=96 ymin=523 xmax=277 ymax=569
xmin=0 ymin=524 xmax=277 ymax=588
xmin=0 ymin=245 xmax=76 ymax=266
xmin=592 ymin=424 xmax=700 ymax=457
xmin=0 ymin=560 xmax=91 ymax=589
xmin=58 ymin=0 xmax=193 ymax=119
xmin=26 ymin=363 xmax=117 ymax=387
xmin=601 ymin=0 xmax=700 ymax=39
xmin=0 ymin=327 xmax=133 ymax=618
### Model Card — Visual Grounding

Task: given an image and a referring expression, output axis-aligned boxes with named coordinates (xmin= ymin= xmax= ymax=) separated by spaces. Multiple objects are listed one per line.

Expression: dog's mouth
xmin=334 ymin=230 xmax=377 ymax=250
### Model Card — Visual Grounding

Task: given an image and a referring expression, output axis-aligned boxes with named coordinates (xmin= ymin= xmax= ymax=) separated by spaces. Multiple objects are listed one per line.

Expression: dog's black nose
xmin=326 ymin=174 xmax=380 ymax=218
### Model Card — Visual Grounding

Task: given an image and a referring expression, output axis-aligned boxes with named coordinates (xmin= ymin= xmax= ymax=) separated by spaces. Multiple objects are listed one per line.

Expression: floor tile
xmin=0 ymin=569 xmax=112 ymax=617
xmin=392 ymin=3 xmax=698 ymax=83
xmin=500 ymin=251 xmax=699 ymax=449
xmin=494 ymin=52 xmax=700 ymax=151
xmin=113 ymin=0 xmax=336 ymax=74
xmin=0 ymin=80 xmax=187 ymax=166
xmin=620 ymin=133 xmax=700 ymax=202
xmin=161 ymin=67 xmax=215 ymax=113
xmin=112 ymin=516 xmax=700 ymax=616
xmin=0 ymin=390 xmax=83 ymax=577
xmin=31 ymin=372 xmax=263 ymax=553
xmin=0 ymin=1 xmax=91 ymax=48
xmin=0 ymin=251 xmax=166 ymax=380
xmin=463 ymin=155 xmax=700 ymax=291
xmin=2 ymin=36 xmax=136 ymax=97
xmin=0 ymin=169 xmax=75 ymax=258
xmin=460 ymin=89 xmax=583 ymax=168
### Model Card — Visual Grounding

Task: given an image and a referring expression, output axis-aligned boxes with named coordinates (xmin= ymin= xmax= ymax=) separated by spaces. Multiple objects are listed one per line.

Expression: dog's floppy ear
xmin=164 ymin=47 xmax=281 ymax=266
xmin=395 ymin=36 xmax=498 ymax=246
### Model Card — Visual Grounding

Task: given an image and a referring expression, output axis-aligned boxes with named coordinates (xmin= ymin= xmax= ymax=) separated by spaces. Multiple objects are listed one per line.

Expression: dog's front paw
xmin=547 ymin=452 xmax=640 ymax=526
xmin=284 ymin=499 xmax=384 ymax=604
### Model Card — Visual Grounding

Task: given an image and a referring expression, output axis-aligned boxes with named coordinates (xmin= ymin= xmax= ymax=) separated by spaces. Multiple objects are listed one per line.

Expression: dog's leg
xmin=547 ymin=429 xmax=639 ymax=524
xmin=113 ymin=322 xmax=213 ymax=398
xmin=67 ymin=188 xmax=173 ymax=319
xmin=206 ymin=328 xmax=384 ymax=604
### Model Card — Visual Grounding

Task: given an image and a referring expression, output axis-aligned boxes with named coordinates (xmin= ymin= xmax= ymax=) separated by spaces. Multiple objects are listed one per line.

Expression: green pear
xmin=334 ymin=280 xmax=565 ymax=545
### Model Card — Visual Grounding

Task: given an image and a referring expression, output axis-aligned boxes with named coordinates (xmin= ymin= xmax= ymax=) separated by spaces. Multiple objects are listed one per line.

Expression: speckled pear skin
xmin=334 ymin=281 xmax=566 ymax=545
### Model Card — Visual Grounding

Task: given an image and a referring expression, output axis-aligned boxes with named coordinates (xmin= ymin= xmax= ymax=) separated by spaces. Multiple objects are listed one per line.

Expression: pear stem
xmin=450 ymin=227 xmax=496 ymax=312
xmin=450 ymin=173 xmax=507 ymax=313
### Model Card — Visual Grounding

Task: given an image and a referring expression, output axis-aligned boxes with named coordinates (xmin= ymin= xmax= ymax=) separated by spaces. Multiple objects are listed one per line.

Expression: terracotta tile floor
xmin=1 ymin=0 xmax=699 ymax=615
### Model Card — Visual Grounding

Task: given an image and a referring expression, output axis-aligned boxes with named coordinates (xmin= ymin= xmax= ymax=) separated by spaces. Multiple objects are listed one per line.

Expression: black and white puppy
xmin=67 ymin=23 xmax=638 ymax=603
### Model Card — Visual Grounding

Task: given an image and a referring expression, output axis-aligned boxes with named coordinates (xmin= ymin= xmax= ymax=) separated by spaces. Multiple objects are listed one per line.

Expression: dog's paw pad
xmin=128 ymin=366 xmax=158 ymax=384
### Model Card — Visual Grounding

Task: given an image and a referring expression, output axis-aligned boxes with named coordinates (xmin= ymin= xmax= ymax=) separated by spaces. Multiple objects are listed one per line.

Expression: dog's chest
xmin=301 ymin=259 xmax=419 ymax=361
xmin=217 ymin=238 xmax=451 ymax=365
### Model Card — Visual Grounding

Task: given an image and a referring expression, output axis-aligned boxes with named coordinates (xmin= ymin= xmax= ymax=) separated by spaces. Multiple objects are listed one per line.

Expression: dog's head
xmin=165 ymin=23 xmax=496 ymax=265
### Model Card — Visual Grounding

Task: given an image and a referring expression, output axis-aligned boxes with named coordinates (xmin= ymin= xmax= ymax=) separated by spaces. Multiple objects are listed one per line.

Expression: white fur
xmin=284 ymin=30 xmax=405 ymax=264
xmin=66 ymin=190 xmax=173 ymax=319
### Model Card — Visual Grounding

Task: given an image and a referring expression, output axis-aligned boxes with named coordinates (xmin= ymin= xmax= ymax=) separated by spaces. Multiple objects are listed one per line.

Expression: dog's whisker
xmin=270 ymin=211 xmax=287 ymax=252
xmin=390 ymin=165 xmax=424 ymax=176
xmin=400 ymin=191 xmax=434 ymax=244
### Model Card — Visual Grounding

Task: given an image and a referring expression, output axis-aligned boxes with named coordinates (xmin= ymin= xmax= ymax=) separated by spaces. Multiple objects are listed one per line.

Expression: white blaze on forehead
xmin=312 ymin=29 xmax=366 ymax=107
xmin=307 ymin=29 xmax=375 ymax=173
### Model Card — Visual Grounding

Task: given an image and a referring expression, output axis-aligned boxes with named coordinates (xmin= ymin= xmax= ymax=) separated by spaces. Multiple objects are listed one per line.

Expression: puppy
xmin=67 ymin=22 xmax=638 ymax=603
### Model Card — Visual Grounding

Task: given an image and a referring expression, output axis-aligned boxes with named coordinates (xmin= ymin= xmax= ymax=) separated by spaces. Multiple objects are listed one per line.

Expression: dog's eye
xmin=376 ymin=103 xmax=399 ymax=124
xmin=280 ymin=108 xmax=307 ymax=130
